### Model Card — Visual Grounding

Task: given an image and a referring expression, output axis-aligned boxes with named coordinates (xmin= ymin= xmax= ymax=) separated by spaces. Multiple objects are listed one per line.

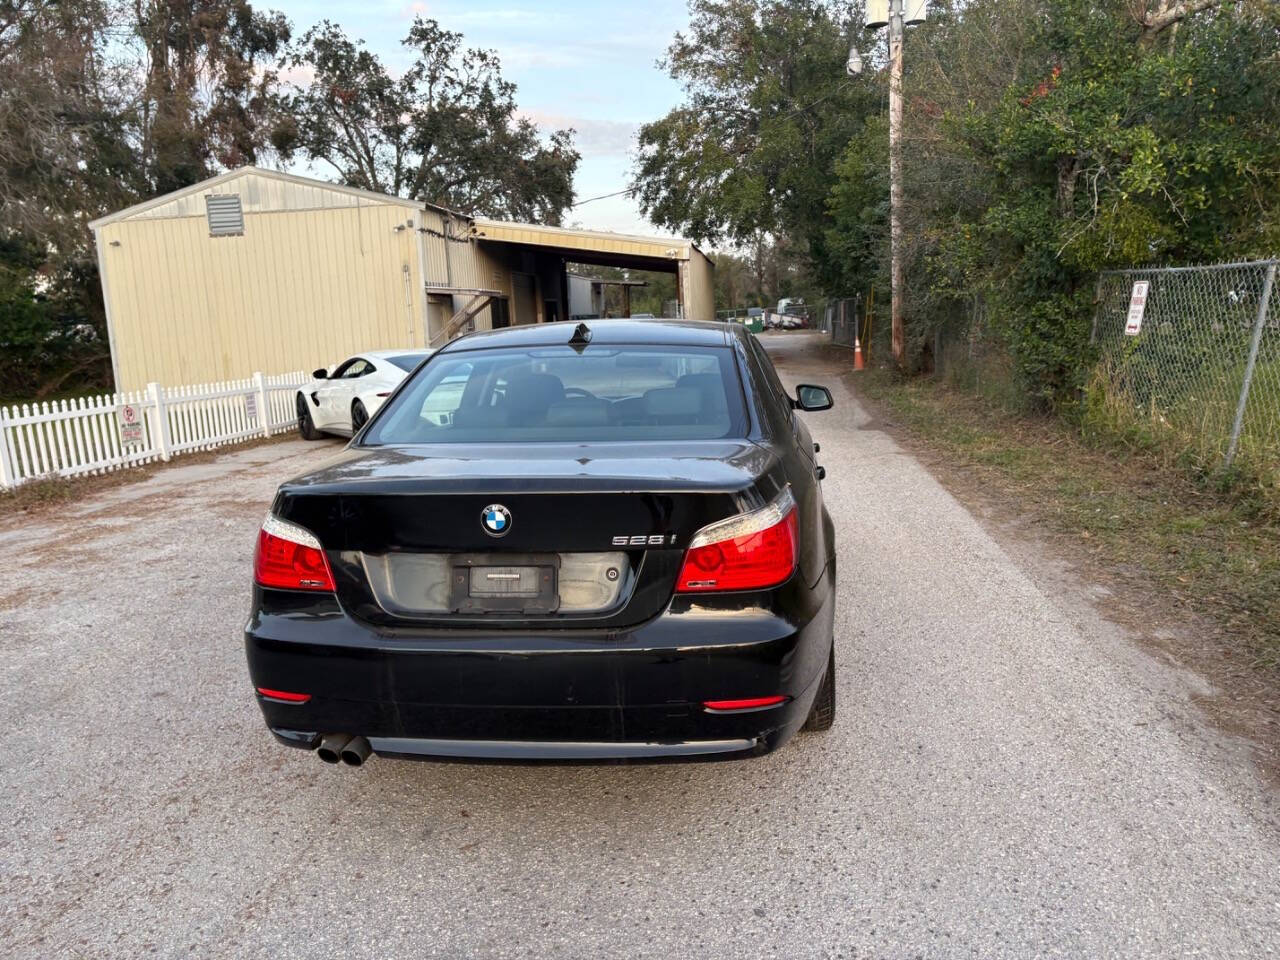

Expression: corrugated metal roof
xmin=472 ymin=219 xmax=692 ymax=261
xmin=89 ymin=167 xmax=450 ymax=229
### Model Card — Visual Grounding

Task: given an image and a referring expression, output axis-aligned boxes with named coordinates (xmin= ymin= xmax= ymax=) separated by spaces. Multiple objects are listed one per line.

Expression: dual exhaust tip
xmin=317 ymin=733 xmax=372 ymax=767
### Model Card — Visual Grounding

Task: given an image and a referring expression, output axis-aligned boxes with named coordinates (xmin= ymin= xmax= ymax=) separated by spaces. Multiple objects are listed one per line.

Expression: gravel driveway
xmin=3 ymin=332 xmax=1277 ymax=959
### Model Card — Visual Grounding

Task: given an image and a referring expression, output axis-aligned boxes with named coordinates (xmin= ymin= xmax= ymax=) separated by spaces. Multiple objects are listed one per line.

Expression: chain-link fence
xmin=1092 ymin=259 xmax=1278 ymax=470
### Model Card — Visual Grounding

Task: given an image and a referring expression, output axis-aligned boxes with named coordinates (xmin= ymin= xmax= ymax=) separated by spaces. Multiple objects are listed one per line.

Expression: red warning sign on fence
xmin=118 ymin=403 xmax=144 ymax=446
xmin=1125 ymin=281 xmax=1150 ymax=336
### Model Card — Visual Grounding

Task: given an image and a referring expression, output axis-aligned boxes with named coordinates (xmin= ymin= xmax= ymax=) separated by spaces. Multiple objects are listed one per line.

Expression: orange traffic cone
xmin=853 ymin=336 xmax=866 ymax=371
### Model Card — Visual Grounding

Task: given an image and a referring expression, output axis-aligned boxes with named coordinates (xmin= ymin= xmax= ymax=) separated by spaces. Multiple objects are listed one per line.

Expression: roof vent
xmin=205 ymin=194 xmax=244 ymax=237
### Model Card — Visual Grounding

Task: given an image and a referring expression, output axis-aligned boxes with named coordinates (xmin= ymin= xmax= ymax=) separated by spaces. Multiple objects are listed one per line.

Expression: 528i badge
xmin=611 ymin=534 xmax=678 ymax=546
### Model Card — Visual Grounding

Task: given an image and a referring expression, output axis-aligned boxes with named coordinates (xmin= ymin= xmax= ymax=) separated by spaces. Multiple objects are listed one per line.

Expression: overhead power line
xmin=570 ymin=188 xmax=634 ymax=208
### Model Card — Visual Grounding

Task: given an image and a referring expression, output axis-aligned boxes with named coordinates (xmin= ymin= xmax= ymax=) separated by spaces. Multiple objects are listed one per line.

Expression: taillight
xmin=254 ymin=514 xmax=335 ymax=591
xmin=676 ymin=487 xmax=798 ymax=592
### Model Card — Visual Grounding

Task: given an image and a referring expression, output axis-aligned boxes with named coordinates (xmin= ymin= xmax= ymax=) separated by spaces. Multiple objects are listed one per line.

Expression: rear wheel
xmin=802 ymin=645 xmax=836 ymax=732
xmin=351 ymin=399 xmax=369 ymax=432
xmin=297 ymin=394 xmax=321 ymax=441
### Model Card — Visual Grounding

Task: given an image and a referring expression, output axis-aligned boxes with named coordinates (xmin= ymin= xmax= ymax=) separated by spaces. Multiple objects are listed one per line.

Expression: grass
xmin=1080 ymin=353 xmax=1280 ymax=494
xmin=856 ymin=365 xmax=1280 ymax=677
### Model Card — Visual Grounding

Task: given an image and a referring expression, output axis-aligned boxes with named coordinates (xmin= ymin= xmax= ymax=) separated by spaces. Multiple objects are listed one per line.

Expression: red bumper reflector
xmin=256 ymin=687 xmax=311 ymax=703
xmin=702 ymin=695 xmax=788 ymax=712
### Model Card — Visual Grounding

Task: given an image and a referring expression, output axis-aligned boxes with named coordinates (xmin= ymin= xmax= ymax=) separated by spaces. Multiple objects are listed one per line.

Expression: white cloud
xmin=566 ymin=195 xmax=679 ymax=239
xmin=519 ymin=110 xmax=637 ymax=157
xmin=398 ymin=3 xmax=558 ymax=26
xmin=276 ymin=63 xmax=317 ymax=87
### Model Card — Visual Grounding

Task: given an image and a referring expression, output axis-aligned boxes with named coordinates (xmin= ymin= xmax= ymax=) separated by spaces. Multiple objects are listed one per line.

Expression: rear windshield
xmin=364 ymin=344 xmax=747 ymax=444
xmin=385 ymin=353 xmax=428 ymax=372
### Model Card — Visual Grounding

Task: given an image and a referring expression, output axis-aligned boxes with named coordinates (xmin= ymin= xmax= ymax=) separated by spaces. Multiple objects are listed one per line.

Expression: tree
xmin=130 ymin=0 xmax=293 ymax=195
xmin=710 ymin=249 xmax=758 ymax=309
xmin=0 ymin=0 xmax=133 ymax=254
xmin=1 ymin=3 xmax=580 ymax=397
xmin=824 ymin=0 xmax=1280 ymax=395
xmin=631 ymin=0 xmax=878 ymax=251
xmin=0 ymin=0 xmax=293 ymax=397
xmin=282 ymin=18 xmax=580 ymax=223
xmin=819 ymin=114 xmax=888 ymax=301
xmin=568 ymin=262 xmax=681 ymax=317
xmin=0 ymin=0 xmax=132 ymax=397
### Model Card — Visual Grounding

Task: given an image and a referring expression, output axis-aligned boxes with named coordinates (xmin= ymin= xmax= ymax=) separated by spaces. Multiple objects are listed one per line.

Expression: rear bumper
xmin=244 ymin=569 xmax=834 ymax=763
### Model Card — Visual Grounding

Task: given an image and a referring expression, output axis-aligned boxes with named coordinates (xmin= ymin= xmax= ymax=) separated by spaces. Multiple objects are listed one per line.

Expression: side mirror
xmin=312 ymin=368 xmax=328 ymax=379
xmin=794 ymin=384 xmax=833 ymax=412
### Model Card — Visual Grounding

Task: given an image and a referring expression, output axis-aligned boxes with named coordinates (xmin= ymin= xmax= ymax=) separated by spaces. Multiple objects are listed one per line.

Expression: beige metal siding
xmin=93 ymin=167 xmax=716 ymax=389
xmin=419 ymin=207 xmax=465 ymax=290
xmin=683 ymin=246 xmax=716 ymax=321
xmin=122 ymin=169 xmax=420 ymax=222
xmin=469 ymin=244 xmax=514 ymax=332
xmin=98 ymin=201 xmax=424 ymax=391
xmin=472 ymin=220 xmax=683 ymax=262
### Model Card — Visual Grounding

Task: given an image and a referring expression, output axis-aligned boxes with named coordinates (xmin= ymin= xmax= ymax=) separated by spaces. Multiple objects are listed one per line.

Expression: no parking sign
xmin=1125 ymin=281 xmax=1150 ymax=336
xmin=118 ymin=403 xmax=144 ymax=446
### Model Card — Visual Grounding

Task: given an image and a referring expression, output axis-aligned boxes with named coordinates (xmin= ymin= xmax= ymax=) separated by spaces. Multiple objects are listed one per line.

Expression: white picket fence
xmin=0 ymin=371 xmax=309 ymax=490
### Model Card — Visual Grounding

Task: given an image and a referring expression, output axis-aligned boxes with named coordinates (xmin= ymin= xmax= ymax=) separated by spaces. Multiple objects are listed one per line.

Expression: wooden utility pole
xmin=888 ymin=0 xmax=906 ymax=369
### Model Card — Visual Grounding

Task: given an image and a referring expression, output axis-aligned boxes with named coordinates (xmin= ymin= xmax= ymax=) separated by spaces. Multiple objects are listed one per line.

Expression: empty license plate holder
xmin=449 ymin=553 xmax=560 ymax=614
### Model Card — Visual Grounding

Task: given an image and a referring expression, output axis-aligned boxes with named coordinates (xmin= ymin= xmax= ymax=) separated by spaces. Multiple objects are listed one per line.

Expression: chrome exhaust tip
xmin=316 ymin=733 xmax=353 ymax=764
xmin=340 ymin=736 xmax=372 ymax=767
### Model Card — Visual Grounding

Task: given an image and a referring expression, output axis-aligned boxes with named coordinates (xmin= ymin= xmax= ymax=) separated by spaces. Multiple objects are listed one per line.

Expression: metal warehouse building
xmin=89 ymin=167 xmax=715 ymax=391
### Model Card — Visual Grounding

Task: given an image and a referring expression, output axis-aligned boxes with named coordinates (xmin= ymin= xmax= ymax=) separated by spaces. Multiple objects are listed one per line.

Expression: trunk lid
xmin=273 ymin=441 xmax=782 ymax=628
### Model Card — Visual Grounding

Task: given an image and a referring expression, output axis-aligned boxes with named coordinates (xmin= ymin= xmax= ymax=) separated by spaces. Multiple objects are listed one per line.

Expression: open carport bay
xmin=2 ymin=334 xmax=1277 ymax=959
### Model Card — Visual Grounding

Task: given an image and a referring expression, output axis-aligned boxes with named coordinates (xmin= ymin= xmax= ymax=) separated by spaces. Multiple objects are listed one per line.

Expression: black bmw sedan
xmin=246 ymin=319 xmax=836 ymax=766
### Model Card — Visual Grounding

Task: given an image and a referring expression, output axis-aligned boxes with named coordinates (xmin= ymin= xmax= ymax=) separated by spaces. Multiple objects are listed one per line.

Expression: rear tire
xmin=351 ymin=399 xmax=369 ymax=432
xmin=802 ymin=645 xmax=836 ymax=732
xmin=297 ymin=394 xmax=321 ymax=441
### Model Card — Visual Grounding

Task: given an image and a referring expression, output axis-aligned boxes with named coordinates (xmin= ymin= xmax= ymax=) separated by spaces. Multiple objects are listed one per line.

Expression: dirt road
xmin=2 ymin=332 xmax=1277 ymax=958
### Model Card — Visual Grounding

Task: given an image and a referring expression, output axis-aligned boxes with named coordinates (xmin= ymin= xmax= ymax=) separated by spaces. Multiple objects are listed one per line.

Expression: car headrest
xmin=643 ymin=387 xmax=702 ymax=419
xmin=544 ymin=399 xmax=610 ymax=427
xmin=675 ymin=373 xmax=728 ymax=411
xmin=675 ymin=373 xmax=721 ymax=392
xmin=504 ymin=372 xmax=565 ymax=424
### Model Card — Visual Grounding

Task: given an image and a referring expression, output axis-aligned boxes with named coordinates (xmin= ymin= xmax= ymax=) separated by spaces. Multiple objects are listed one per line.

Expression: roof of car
xmin=440 ymin=319 xmax=739 ymax=353
xmin=363 ymin=348 xmax=434 ymax=360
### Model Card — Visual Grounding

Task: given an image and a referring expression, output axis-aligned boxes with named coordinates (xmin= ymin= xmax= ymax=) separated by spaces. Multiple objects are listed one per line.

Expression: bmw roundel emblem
xmin=481 ymin=504 xmax=512 ymax=537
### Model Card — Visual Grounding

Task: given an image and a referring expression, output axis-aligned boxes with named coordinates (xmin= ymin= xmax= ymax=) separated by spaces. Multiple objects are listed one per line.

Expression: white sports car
xmin=296 ymin=349 xmax=433 ymax=440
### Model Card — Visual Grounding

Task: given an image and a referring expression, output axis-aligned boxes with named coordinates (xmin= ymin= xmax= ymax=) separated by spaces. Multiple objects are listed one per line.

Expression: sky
xmin=270 ymin=0 xmax=692 ymax=237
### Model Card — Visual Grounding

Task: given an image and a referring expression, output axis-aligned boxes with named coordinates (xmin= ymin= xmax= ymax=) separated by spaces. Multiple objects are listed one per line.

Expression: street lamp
xmin=846 ymin=43 xmax=863 ymax=76
xmin=860 ymin=0 xmax=927 ymax=369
